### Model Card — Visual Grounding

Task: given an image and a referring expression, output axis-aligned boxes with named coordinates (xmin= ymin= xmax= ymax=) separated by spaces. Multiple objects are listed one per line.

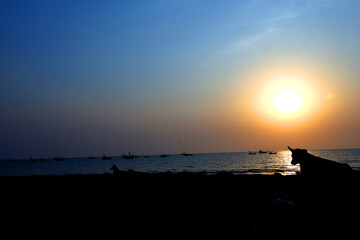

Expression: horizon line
xmin=2 ymin=147 xmax=359 ymax=161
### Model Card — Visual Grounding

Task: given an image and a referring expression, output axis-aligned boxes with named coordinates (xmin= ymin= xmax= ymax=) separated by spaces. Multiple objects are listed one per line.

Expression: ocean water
xmin=0 ymin=149 xmax=359 ymax=177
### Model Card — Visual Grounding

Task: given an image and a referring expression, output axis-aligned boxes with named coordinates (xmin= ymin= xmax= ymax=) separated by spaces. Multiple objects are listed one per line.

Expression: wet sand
xmin=1 ymin=171 xmax=360 ymax=236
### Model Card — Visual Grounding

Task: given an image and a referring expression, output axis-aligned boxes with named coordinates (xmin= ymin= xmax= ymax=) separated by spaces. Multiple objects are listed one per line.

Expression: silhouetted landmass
xmin=1 ymin=170 xmax=359 ymax=236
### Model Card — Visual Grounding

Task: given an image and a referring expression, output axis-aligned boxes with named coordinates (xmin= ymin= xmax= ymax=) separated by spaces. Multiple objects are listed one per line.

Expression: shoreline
xmin=0 ymin=169 xmax=298 ymax=178
xmin=2 ymin=171 xmax=359 ymax=235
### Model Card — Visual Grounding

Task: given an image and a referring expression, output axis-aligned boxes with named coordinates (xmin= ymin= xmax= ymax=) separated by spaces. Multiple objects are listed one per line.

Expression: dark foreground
xmin=2 ymin=171 xmax=360 ymax=237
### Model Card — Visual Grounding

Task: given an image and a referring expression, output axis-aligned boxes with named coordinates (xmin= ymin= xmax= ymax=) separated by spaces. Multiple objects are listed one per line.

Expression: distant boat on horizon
xmin=268 ymin=151 xmax=277 ymax=154
xmin=248 ymin=151 xmax=256 ymax=155
xmin=88 ymin=155 xmax=96 ymax=159
xmin=181 ymin=152 xmax=193 ymax=156
xmin=122 ymin=153 xmax=135 ymax=159
xmin=54 ymin=156 xmax=65 ymax=161
xmin=259 ymin=150 xmax=267 ymax=154
xmin=102 ymin=154 xmax=112 ymax=160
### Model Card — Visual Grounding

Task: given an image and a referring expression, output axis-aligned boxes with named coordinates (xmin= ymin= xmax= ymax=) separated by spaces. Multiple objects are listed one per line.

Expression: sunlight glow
xmin=263 ymin=76 xmax=312 ymax=120
xmin=249 ymin=72 xmax=322 ymax=125
xmin=274 ymin=91 xmax=302 ymax=113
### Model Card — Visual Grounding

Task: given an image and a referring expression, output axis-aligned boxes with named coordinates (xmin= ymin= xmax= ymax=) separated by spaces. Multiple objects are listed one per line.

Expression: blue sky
xmin=1 ymin=0 xmax=360 ymax=158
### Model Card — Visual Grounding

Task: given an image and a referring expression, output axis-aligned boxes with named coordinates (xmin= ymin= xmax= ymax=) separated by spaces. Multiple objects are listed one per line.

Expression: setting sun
xmin=247 ymin=71 xmax=323 ymax=125
xmin=274 ymin=90 xmax=302 ymax=113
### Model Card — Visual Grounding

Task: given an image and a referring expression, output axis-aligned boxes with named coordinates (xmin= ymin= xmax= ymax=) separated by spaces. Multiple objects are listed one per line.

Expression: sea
xmin=1 ymin=149 xmax=359 ymax=177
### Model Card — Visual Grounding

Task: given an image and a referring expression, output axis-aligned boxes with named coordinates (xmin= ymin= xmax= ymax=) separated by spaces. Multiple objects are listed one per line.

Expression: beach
xmin=2 ymin=0 xmax=360 ymax=237
xmin=2 ymin=171 xmax=359 ymax=236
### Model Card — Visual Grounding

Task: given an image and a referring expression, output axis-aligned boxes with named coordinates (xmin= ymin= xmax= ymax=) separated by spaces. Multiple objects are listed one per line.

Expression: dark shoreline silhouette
xmin=1 ymin=169 xmax=359 ymax=236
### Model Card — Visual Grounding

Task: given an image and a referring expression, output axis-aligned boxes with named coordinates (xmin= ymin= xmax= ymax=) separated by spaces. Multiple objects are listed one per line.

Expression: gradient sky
xmin=1 ymin=0 xmax=360 ymax=159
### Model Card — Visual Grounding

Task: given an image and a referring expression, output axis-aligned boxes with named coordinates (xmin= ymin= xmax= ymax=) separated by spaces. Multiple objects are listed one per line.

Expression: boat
xmin=268 ymin=151 xmax=277 ymax=154
xmin=102 ymin=154 xmax=112 ymax=160
xmin=181 ymin=152 xmax=193 ymax=156
xmin=259 ymin=150 xmax=267 ymax=154
xmin=88 ymin=155 xmax=96 ymax=159
xmin=248 ymin=151 xmax=256 ymax=155
xmin=160 ymin=154 xmax=169 ymax=158
xmin=122 ymin=153 xmax=135 ymax=159
xmin=54 ymin=156 xmax=65 ymax=161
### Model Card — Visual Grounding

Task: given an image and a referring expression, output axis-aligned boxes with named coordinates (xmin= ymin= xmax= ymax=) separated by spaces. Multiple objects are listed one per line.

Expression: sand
xmin=1 ymin=171 xmax=359 ymax=236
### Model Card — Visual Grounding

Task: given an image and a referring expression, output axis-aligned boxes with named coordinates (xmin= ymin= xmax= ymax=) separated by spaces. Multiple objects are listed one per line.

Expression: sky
xmin=1 ymin=0 xmax=360 ymax=159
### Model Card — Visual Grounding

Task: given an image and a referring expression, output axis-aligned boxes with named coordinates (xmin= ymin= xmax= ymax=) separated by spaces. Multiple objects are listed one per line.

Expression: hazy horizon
xmin=1 ymin=0 xmax=360 ymax=159
xmin=2 ymin=147 xmax=360 ymax=161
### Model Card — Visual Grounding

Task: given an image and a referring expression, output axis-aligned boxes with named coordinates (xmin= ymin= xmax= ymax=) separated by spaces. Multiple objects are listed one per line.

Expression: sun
xmin=250 ymin=72 xmax=320 ymax=123
xmin=274 ymin=90 xmax=302 ymax=113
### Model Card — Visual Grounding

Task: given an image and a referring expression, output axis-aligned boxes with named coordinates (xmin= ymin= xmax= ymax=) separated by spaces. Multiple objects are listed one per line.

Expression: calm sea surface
xmin=1 ymin=149 xmax=359 ymax=177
